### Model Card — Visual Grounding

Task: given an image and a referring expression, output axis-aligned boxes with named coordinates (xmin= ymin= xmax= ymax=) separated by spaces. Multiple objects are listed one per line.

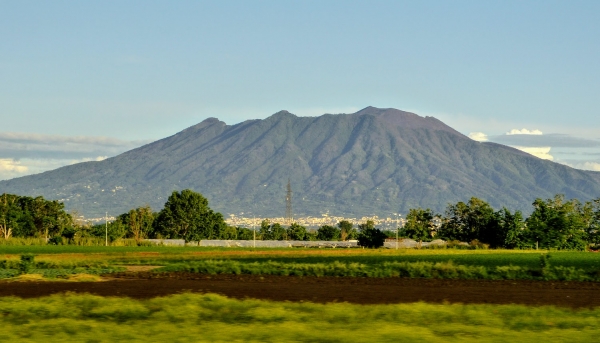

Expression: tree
xmin=0 ymin=194 xmax=20 ymax=239
xmin=438 ymin=197 xmax=497 ymax=244
xmin=91 ymin=220 xmax=126 ymax=242
xmin=526 ymin=195 xmax=588 ymax=250
xmin=259 ymin=220 xmax=286 ymax=240
xmin=338 ymin=220 xmax=357 ymax=241
xmin=357 ymin=220 xmax=386 ymax=248
xmin=401 ymin=208 xmax=436 ymax=242
xmin=287 ymin=223 xmax=307 ymax=241
xmin=221 ymin=226 xmax=239 ymax=240
xmin=497 ymin=208 xmax=527 ymax=249
xmin=18 ymin=196 xmax=73 ymax=241
xmin=588 ymin=198 xmax=600 ymax=246
xmin=317 ymin=225 xmax=341 ymax=241
xmin=120 ymin=205 xmax=155 ymax=241
xmin=237 ymin=227 xmax=255 ymax=240
xmin=153 ymin=189 xmax=226 ymax=242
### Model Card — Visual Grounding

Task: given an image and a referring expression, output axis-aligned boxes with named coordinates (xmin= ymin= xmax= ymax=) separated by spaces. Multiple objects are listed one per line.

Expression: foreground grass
xmin=0 ymin=293 xmax=598 ymax=342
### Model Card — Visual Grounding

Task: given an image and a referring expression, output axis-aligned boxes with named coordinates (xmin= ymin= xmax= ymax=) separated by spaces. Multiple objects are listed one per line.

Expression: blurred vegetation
xmin=0 ymin=293 xmax=599 ymax=342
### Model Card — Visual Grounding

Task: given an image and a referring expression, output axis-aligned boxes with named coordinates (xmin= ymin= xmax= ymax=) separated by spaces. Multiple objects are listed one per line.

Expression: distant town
xmin=81 ymin=213 xmax=407 ymax=230
xmin=225 ymin=213 xmax=407 ymax=231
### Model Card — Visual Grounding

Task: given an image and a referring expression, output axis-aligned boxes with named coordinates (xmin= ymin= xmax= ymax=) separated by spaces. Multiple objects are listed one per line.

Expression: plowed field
xmin=1 ymin=273 xmax=599 ymax=308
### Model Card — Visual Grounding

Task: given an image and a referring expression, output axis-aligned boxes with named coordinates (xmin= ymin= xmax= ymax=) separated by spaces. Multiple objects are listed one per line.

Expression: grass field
xmin=1 ymin=247 xmax=600 ymax=281
xmin=0 ymin=292 xmax=598 ymax=342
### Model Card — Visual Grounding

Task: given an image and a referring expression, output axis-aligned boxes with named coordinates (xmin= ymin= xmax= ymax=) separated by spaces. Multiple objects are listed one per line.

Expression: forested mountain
xmin=2 ymin=106 xmax=600 ymax=218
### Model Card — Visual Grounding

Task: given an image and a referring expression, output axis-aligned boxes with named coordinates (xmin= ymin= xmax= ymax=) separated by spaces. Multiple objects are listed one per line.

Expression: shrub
xmin=357 ymin=228 xmax=387 ymax=248
xmin=19 ymin=254 xmax=35 ymax=274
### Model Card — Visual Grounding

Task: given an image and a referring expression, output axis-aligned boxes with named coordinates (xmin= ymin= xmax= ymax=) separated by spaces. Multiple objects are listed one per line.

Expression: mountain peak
xmin=354 ymin=106 xmax=459 ymax=133
xmin=271 ymin=110 xmax=296 ymax=117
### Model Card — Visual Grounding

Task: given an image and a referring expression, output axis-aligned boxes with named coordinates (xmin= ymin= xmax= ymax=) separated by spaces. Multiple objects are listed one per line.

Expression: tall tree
xmin=438 ymin=197 xmax=497 ymax=243
xmin=338 ymin=220 xmax=356 ymax=241
xmin=526 ymin=195 xmax=588 ymax=250
xmin=589 ymin=198 xmax=600 ymax=246
xmin=401 ymin=208 xmax=437 ymax=242
xmin=0 ymin=194 xmax=20 ymax=239
xmin=120 ymin=206 xmax=155 ymax=241
xmin=497 ymin=208 xmax=527 ymax=249
xmin=153 ymin=189 xmax=226 ymax=242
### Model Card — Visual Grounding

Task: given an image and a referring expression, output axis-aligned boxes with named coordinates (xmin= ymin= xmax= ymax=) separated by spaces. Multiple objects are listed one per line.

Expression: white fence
xmin=145 ymin=238 xmax=448 ymax=248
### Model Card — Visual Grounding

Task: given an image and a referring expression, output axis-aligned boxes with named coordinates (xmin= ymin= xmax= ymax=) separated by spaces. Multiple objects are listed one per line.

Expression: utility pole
xmin=105 ymin=212 xmax=108 ymax=247
xmin=285 ymin=179 xmax=292 ymax=225
xmin=396 ymin=213 xmax=400 ymax=250
xmin=253 ymin=215 xmax=256 ymax=248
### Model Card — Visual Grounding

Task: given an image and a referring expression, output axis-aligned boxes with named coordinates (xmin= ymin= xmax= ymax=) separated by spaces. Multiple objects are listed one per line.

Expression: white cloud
xmin=0 ymin=159 xmax=28 ymax=173
xmin=0 ymin=131 xmax=149 ymax=160
xmin=506 ymin=128 xmax=543 ymax=135
xmin=561 ymin=161 xmax=600 ymax=172
xmin=512 ymin=146 xmax=554 ymax=160
xmin=468 ymin=132 xmax=488 ymax=142
xmin=0 ymin=156 xmax=108 ymax=181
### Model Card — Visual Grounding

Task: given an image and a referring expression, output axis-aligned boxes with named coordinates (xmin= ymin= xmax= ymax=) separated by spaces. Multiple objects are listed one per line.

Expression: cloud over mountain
xmin=0 ymin=132 xmax=148 ymax=180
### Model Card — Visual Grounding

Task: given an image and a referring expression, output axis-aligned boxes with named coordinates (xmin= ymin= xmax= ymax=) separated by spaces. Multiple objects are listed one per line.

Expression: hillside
xmin=2 ymin=106 xmax=600 ymax=218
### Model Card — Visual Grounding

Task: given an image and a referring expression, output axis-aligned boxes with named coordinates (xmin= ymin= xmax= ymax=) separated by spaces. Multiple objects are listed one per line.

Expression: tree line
xmin=402 ymin=195 xmax=600 ymax=250
xmin=0 ymin=190 xmax=367 ymax=244
xmin=2 ymin=190 xmax=599 ymax=250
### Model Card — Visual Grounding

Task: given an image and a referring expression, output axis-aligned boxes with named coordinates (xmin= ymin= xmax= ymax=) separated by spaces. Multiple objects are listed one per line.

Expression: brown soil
xmin=122 ymin=266 xmax=163 ymax=272
xmin=1 ymin=273 xmax=600 ymax=308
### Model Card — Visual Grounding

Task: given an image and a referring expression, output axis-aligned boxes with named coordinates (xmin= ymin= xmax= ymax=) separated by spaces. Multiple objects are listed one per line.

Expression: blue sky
xmin=1 ymin=1 xmax=600 ymax=179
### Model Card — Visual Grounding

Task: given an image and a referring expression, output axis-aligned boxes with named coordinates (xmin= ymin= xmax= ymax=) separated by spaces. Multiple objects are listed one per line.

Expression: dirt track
xmin=1 ymin=273 xmax=599 ymax=308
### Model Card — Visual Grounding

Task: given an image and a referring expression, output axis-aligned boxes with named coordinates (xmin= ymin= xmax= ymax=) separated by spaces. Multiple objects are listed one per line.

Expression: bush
xmin=357 ymin=228 xmax=387 ymax=248
xmin=19 ymin=254 xmax=35 ymax=274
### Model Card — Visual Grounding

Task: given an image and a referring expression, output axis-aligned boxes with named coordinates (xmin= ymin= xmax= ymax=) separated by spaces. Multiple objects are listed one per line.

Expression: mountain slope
xmin=2 ymin=107 xmax=600 ymax=218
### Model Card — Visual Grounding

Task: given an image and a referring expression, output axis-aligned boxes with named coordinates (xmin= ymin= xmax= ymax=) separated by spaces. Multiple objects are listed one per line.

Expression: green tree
xmin=317 ymin=225 xmax=341 ymax=241
xmin=259 ymin=220 xmax=286 ymax=240
xmin=259 ymin=219 xmax=272 ymax=240
xmin=357 ymin=220 xmax=386 ymax=248
xmin=237 ymin=227 xmax=255 ymax=240
xmin=153 ymin=189 xmax=226 ymax=242
xmin=92 ymin=220 xmax=126 ymax=242
xmin=497 ymin=208 xmax=527 ymax=249
xmin=21 ymin=196 xmax=73 ymax=241
xmin=119 ymin=205 xmax=155 ymax=241
xmin=588 ymin=198 xmax=600 ymax=246
xmin=287 ymin=223 xmax=307 ymax=241
xmin=526 ymin=195 xmax=588 ymax=250
xmin=438 ymin=197 xmax=497 ymax=244
xmin=338 ymin=220 xmax=357 ymax=241
xmin=401 ymin=208 xmax=436 ymax=242
xmin=0 ymin=194 xmax=21 ymax=239
xmin=219 ymin=226 xmax=237 ymax=240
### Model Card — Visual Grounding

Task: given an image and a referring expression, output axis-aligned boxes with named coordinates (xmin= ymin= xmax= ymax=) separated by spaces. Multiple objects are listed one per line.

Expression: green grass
xmin=0 ymin=293 xmax=598 ymax=342
xmin=2 ymin=247 xmax=600 ymax=281
xmin=158 ymin=259 xmax=600 ymax=281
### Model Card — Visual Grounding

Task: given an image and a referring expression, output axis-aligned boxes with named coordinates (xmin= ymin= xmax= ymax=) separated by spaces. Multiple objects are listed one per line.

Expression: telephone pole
xmin=285 ymin=179 xmax=292 ymax=224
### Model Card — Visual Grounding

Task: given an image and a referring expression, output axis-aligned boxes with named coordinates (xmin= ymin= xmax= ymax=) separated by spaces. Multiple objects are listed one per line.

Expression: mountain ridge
xmin=1 ymin=107 xmax=600 ymax=218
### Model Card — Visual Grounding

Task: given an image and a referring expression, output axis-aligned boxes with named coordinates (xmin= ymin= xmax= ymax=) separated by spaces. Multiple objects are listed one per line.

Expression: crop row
xmin=158 ymin=258 xmax=600 ymax=281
